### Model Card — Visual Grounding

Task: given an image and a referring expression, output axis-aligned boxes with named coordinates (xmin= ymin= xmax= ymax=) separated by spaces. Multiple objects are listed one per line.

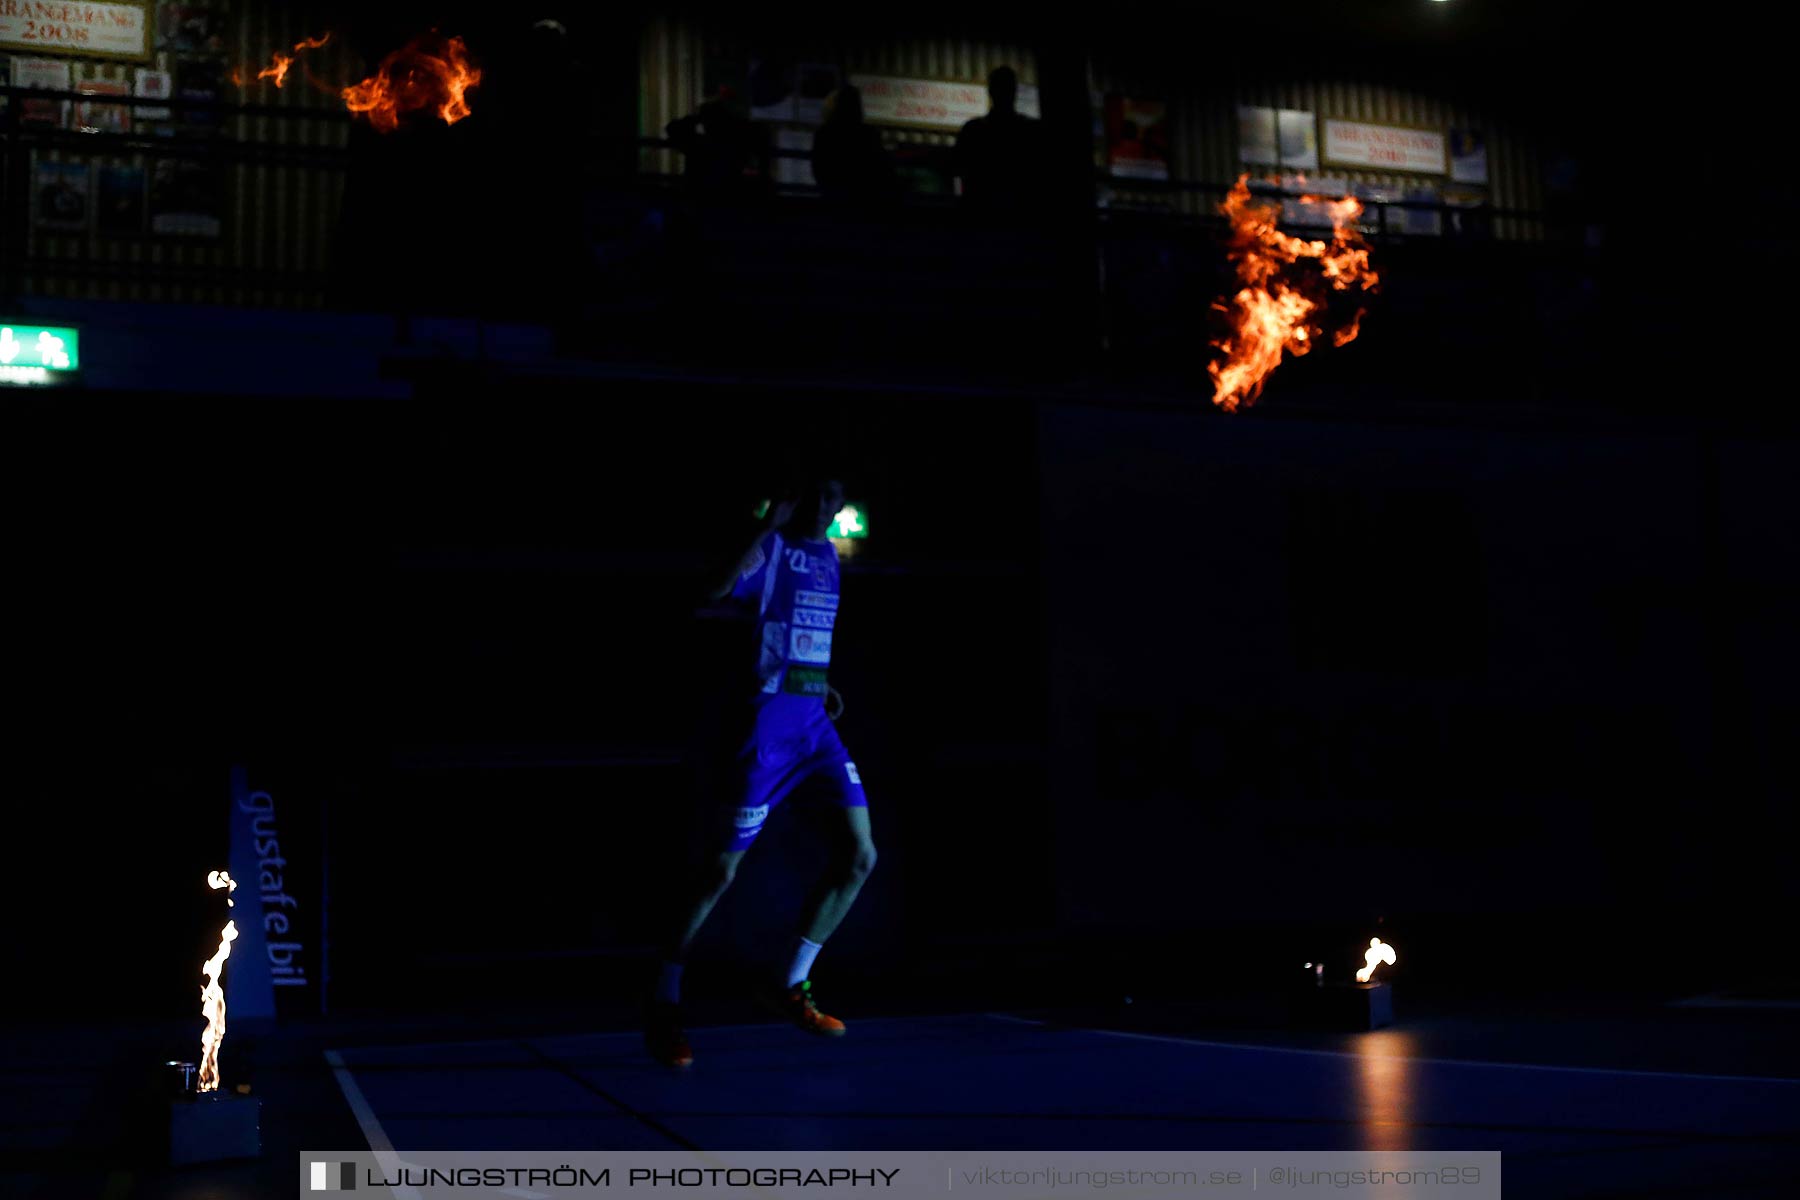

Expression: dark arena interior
xmin=4 ymin=3 xmax=1798 ymax=1198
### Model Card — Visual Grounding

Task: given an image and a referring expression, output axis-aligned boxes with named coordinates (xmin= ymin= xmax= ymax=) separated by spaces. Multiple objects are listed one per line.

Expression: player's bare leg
xmin=669 ymin=846 xmax=747 ymax=963
xmin=766 ymin=804 xmax=876 ymax=1036
xmin=798 ymin=805 xmax=877 ymax=944
xmin=645 ymin=840 xmax=745 ymax=1068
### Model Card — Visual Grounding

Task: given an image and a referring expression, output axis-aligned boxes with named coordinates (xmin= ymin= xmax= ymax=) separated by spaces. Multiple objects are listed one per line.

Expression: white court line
xmin=322 ymin=1041 xmax=800 ymax=1200
xmin=983 ymin=1012 xmax=1800 ymax=1086
xmin=324 ymin=1048 xmax=430 ymax=1200
xmin=323 ymin=1049 xmax=564 ymax=1198
xmin=334 ymin=1014 xmax=929 ymax=1056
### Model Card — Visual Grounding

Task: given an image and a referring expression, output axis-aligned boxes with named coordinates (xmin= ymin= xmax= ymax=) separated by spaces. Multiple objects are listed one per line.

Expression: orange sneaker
xmin=763 ymin=979 xmax=847 ymax=1036
xmin=644 ymin=1002 xmax=694 ymax=1068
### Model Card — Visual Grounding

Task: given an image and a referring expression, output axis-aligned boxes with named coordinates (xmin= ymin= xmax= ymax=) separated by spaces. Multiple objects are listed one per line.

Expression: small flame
xmin=235 ymin=32 xmax=332 ymax=89
xmin=1207 ymin=175 xmax=1379 ymax=411
xmin=342 ymin=32 xmax=481 ymax=133
xmin=198 ymin=871 xmax=238 ymax=1093
xmin=1355 ymin=936 xmax=1396 ymax=984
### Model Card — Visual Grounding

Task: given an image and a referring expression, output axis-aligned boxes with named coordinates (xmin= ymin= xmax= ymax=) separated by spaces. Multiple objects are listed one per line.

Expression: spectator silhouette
xmin=952 ymin=66 xmax=1044 ymax=212
xmin=811 ymin=86 xmax=897 ymax=208
xmin=665 ymin=92 xmax=769 ymax=202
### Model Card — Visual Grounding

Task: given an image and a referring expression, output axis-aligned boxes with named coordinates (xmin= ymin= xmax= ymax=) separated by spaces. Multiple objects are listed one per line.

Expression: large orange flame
xmin=233 ymin=30 xmax=479 ymax=132
xmin=198 ymin=871 xmax=238 ymax=1093
xmin=1207 ymin=174 xmax=1378 ymax=411
xmin=342 ymin=32 xmax=481 ymax=133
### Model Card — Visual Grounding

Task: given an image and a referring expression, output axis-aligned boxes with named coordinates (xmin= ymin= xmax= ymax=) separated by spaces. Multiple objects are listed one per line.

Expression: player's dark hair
xmin=769 ymin=461 xmax=846 ymax=499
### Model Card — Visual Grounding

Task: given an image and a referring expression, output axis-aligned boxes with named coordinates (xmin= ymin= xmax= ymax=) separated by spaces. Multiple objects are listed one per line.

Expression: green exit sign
xmin=828 ymin=503 xmax=869 ymax=540
xmin=0 ymin=322 xmax=80 ymax=385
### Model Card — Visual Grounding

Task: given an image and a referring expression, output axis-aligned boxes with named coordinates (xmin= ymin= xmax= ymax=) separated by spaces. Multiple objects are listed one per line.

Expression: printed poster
xmin=1277 ymin=109 xmax=1318 ymax=170
xmin=1237 ymin=105 xmax=1277 ymax=166
xmin=33 ymin=159 xmax=90 ymax=231
xmin=134 ymin=66 xmax=173 ymax=121
xmin=1401 ymin=182 xmax=1442 ymax=236
xmin=1449 ymin=129 xmax=1488 ymax=185
xmin=1105 ymin=95 xmax=1170 ymax=180
xmin=96 ymin=164 xmax=146 ymax=234
xmin=174 ymin=56 xmax=223 ymax=133
xmin=155 ymin=2 xmax=229 ymax=55
xmin=149 ymin=156 xmax=221 ymax=236
xmin=12 ymin=55 xmax=70 ymax=128
xmin=76 ymin=77 xmax=131 ymax=134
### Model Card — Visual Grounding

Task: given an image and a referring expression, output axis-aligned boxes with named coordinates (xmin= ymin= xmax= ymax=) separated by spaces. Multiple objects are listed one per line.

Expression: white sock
xmin=655 ymin=960 xmax=684 ymax=1005
xmin=786 ymin=937 xmax=824 ymax=988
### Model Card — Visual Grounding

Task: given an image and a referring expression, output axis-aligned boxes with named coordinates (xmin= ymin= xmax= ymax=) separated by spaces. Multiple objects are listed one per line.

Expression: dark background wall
xmin=1039 ymin=403 xmax=1797 ymax=980
xmin=7 ymin=383 xmax=1794 ymax=1018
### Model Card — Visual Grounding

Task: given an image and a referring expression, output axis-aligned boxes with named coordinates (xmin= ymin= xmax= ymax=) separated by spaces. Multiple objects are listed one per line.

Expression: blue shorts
xmin=716 ymin=706 xmax=866 ymax=852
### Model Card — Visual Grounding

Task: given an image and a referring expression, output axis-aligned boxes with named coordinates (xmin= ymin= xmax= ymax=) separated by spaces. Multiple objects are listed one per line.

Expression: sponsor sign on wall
xmin=0 ymin=1 xmax=149 ymax=59
xmin=850 ymin=74 xmax=1040 ymax=131
xmin=1322 ymin=119 xmax=1447 ymax=173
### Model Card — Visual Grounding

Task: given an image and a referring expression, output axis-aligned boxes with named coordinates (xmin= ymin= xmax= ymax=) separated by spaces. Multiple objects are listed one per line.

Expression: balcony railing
xmin=2 ymin=85 xmax=1599 ymax=400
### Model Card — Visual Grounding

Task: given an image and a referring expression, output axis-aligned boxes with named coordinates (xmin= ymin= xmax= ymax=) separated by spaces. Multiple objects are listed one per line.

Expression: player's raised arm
xmin=705 ymin=495 xmax=796 ymax=602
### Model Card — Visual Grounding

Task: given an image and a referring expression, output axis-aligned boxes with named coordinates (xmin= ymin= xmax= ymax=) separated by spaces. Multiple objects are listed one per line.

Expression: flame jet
xmin=1207 ymin=174 xmax=1379 ymax=411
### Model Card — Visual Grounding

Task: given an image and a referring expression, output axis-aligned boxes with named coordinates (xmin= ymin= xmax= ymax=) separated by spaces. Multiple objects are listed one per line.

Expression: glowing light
xmin=1206 ymin=175 xmax=1378 ymax=411
xmin=1356 ymin=937 xmax=1397 ymax=983
xmin=35 ymin=331 xmax=69 ymax=369
xmin=829 ymin=504 xmax=867 ymax=539
xmin=198 ymin=871 xmax=239 ymax=1093
xmin=1354 ymin=1030 xmax=1419 ymax=1151
xmin=0 ymin=324 xmax=80 ymax=374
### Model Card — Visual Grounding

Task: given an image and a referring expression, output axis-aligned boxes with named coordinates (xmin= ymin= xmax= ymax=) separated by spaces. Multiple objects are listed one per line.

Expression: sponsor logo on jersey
xmin=734 ymin=804 xmax=770 ymax=831
xmin=844 ymin=762 xmax=861 ymax=785
xmin=788 ymin=627 xmax=832 ymax=665
xmin=783 ymin=668 xmax=830 ymax=696
xmin=793 ymin=606 xmax=836 ymax=629
xmin=794 ymin=590 xmax=838 ymax=609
